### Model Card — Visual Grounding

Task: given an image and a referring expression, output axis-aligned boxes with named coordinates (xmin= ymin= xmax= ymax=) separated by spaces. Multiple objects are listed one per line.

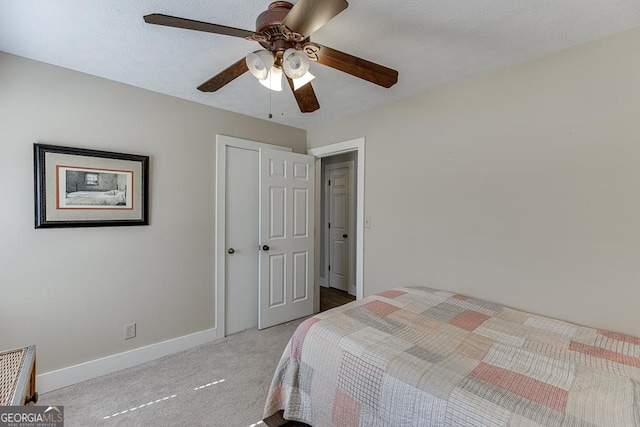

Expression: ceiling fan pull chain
xmin=268 ymin=80 xmax=273 ymax=119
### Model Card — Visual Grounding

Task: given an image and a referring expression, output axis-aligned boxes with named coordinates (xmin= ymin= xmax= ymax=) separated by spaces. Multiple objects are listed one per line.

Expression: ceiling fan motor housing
xmin=256 ymin=2 xmax=292 ymax=33
xmin=256 ymin=1 xmax=299 ymax=58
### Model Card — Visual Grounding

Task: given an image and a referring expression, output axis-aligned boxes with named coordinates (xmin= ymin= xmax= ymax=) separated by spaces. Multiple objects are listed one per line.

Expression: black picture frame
xmin=34 ymin=143 xmax=149 ymax=228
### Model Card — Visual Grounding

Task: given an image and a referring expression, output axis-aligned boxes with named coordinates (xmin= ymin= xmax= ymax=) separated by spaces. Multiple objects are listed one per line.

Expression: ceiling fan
xmin=143 ymin=0 xmax=398 ymax=113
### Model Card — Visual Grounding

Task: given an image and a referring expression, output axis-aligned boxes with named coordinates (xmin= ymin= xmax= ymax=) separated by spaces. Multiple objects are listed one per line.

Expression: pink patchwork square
xmin=449 ymin=310 xmax=490 ymax=331
xmin=364 ymin=300 xmax=400 ymax=317
xmin=291 ymin=318 xmax=321 ymax=360
xmin=332 ymin=388 xmax=361 ymax=427
xmin=598 ymin=330 xmax=640 ymax=346
xmin=377 ymin=289 xmax=408 ymax=299
xmin=471 ymin=362 xmax=568 ymax=412
xmin=570 ymin=341 xmax=640 ymax=368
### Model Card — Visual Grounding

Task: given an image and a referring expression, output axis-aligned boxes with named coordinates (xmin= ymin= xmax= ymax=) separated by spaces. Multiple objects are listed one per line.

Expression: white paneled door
xmin=224 ymin=146 xmax=259 ymax=335
xmin=328 ymin=166 xmax=350 ymax=292
xmin=258 ymin=148 xmax=315 ymax=329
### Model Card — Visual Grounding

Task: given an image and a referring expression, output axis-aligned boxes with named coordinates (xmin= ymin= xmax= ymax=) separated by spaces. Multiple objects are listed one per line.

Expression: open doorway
xmin=319 ymin=153 xmax=357 ymax=312
xmin=309 ymin=138 xmax=364 ymax=312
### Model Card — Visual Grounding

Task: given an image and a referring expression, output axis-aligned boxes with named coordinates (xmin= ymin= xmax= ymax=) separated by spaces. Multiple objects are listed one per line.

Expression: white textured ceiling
xmin=2 ymin=1 xmax=640 ymax=130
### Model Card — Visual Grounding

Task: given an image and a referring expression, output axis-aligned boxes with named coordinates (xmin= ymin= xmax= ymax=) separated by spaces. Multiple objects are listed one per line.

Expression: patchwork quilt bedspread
xmin=263 ymin=287 xmax=640 ymax=426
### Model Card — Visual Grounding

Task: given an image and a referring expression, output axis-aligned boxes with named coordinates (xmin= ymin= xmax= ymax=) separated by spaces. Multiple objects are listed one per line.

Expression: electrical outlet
xmin=124 ymin=323 xmax=136 ymax=340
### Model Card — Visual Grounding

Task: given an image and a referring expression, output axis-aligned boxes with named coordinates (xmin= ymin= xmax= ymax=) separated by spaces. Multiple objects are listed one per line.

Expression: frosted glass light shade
xmin=292 ymin=71 xmax=315 ymax=90
xmin=246 ymin=50 xmax=275 ymax=80
xmin=282 ymin=48 xmax=310 ymax=79
xmin=259 ymin=66 xmax=283 ymax=91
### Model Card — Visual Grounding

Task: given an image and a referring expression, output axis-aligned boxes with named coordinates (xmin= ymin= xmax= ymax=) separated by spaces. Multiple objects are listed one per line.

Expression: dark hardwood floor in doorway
xmin=320 ymin=286 xmax=355 ymax=312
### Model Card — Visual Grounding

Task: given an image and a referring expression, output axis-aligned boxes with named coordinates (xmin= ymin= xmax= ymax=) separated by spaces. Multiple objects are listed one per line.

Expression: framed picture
xmin=34 ymin=143 xmax=149 ymax=228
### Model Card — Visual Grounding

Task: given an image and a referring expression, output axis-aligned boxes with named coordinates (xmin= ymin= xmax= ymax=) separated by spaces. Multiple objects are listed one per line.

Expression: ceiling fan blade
xmin=286 ymin=77 xmax=320 ymax=113
xmin=282 ymin=0 xmax=348 ymax=38
xmin=144 ymin=14 xmax=257 ymax=39
xmin=308 ymin=43 xmax=398 ymax=88
xmin=197 ymin=57 xmax=249 ymax=92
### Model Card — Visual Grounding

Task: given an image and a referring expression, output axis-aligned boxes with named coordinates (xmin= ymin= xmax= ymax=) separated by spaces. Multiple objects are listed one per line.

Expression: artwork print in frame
xmin=34 ymin=143 xmax=149 ymax=228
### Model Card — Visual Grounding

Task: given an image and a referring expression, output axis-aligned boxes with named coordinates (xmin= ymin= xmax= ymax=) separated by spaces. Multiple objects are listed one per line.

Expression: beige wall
xmin=308 ymin=27 xmax=640 ymax=338
xmin=0 ymin=52 xmax=306 ymax=373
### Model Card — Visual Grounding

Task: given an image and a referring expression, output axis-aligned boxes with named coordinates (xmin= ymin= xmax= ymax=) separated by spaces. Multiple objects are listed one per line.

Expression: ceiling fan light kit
xmin=282 ymin=48 xmax=310 ymax=79
xmin=245 ymin=48 xmax=310 ymax=91
xmin=143 ymin=0 xmax=398 ymax=113
xmin=259 ymin=66 xmax=284 ymax=92
xmin=246 ymin=50 xmax=275 ymax=80
xmin=292 ymin=71 xmax=315 ymax=91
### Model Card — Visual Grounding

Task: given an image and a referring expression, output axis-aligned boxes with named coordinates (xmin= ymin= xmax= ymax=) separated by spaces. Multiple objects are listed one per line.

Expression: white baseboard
xmin=37 ymin=327 xmax=219 ymax=393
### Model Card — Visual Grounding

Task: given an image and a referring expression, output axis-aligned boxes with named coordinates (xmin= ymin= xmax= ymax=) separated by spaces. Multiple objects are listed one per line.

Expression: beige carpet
xmin=40 ymin=318 xmax=306 ymax=427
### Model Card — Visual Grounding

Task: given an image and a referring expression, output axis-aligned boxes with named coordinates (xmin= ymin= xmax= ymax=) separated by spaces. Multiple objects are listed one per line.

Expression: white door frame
xmin=308 ymin=138 xmax=365 ymax=305
xmin=324 ymin=160 xmax=356 ymax=295
xmin=215 ymin=135 xmax=290 ymax=339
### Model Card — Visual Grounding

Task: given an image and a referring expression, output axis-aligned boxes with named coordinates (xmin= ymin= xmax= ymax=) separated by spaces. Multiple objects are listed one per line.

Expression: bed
xmin=65 ymin=190 xmax=126 ymax=206
xmin=263 ymin=286 xmax=640 ymax=426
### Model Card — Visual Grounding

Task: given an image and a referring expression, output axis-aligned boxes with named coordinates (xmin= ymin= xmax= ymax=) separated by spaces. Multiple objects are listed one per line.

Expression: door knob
xmin=228 ymin=248 xmax=235 ymax=254
xmin=343 ymin=234 xmax=348 ymax=238
xmin=262 ymin=245 xmax=270 ymax=251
